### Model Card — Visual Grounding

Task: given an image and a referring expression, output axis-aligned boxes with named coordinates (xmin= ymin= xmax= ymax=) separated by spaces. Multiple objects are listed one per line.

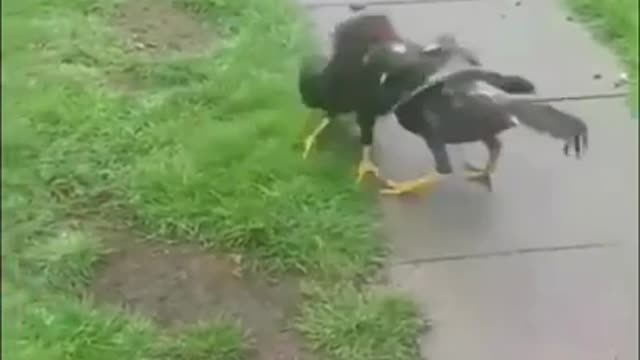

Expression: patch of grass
xmin=2 ymin=283 xmax=157 ymax=360
xmin=2 ymin=282 xmax=247 ymax=360
xmin=21 ymin=229 xmax=110 ymax=293
xmin=153 ymin=322 xmax=247 ymax=360
xmin=565 ymin=0 xmax=639 ymax=109
xmin=296 ymin=284 xmax=424 ymax=360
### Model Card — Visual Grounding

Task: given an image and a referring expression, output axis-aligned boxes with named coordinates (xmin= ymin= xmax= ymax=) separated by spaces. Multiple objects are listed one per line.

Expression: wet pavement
xmin=300 ymin=0 xmax=638 ymax=359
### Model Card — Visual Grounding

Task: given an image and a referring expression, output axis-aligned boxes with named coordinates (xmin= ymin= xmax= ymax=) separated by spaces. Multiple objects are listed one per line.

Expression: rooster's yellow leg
xmin=302 ymin=116 xmax=330 ymax=159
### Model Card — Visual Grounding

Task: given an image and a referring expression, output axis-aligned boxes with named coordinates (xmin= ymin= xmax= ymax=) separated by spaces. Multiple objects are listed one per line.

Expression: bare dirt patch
xmin=89 ymin=227 xmax=311 ymax=360
xmin=113 ymin=0 xmax=216 ymax=57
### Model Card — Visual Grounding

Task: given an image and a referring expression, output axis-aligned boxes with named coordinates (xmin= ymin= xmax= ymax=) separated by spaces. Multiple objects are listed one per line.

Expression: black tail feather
xmin=506 ymin=101 xmax=589 ymax=158
xmin=563 ymin=130 xmax=589 ymax=159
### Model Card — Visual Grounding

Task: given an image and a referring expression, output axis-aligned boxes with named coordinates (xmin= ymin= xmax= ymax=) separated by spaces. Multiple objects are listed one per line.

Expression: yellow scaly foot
xmin=302 ymin=117 xmax=330 ymax=159
xmin=380 ymin=172 xmax=446 ymax=195
xmin=356 ymin=158 xmax=381 ymax=183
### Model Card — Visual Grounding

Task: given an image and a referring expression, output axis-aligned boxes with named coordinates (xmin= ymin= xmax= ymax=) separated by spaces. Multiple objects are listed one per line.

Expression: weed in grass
xmin=296 ymin=284 xmax=424 ymax=360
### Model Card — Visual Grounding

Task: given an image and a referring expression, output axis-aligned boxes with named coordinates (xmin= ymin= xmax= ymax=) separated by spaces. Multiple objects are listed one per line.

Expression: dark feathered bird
xmin=298 ymin=14 xmax=482 ymax=183
xmin=298 ymin=14 xmax=402 ymax=182
xmin=361 ymin=42 xmax=589 ymax=195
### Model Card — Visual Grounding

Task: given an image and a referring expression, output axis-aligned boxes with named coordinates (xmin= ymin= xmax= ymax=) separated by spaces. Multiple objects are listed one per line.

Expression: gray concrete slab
xmin=376 ymin=98 xmax=638 ymax=260
xmin=306 ymin=0 xmax=629 ymax=97
xmin=389 ymin=245 xmax=638 ymax=360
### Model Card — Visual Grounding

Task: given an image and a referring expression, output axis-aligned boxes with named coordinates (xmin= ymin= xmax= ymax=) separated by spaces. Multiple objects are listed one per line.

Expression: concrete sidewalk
xmin=301 ymin=0 xmax=638 ymax=359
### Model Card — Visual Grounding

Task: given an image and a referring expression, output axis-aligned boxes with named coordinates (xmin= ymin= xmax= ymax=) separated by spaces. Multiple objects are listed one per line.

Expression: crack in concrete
xmin=304 ymin=0 xmax=482 ymax=10
xmin=391 ymin=242 xmax=618 ymax=266
xmin=524 ymin=92 xmax=628 ymax=104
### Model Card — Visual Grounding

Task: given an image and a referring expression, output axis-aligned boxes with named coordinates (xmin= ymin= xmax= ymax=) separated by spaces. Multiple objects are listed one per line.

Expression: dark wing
xmin=431 ymin=68 xmax=536 ymax=94
xmin=418 ymin=38 xmax=534 ymax=93
xmin=361 ymin=41 xmax=440 ymax=114
xmin=428 ymin=68 xmax=588 ymax=157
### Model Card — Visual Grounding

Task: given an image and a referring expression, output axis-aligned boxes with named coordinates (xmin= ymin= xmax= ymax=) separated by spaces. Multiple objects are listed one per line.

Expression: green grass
xmin=2 ymin=0 xmax=420 ymax=358
xmin=2 ymin=283 xmax=247 ymax=360
xmin=296 ymin=284 xmax=424 ymax=360
xmin=565 ymin=0 xmax=639 ymax=109
xmin=20 ymin=229 xmax=110 ymax=293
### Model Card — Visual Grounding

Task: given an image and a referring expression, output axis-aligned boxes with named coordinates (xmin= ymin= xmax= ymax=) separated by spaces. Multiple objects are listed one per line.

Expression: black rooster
xmin=298 ymin=14 xmax=401 ymax=182
xmin=298 ymin=14 xmax=481 ymax=183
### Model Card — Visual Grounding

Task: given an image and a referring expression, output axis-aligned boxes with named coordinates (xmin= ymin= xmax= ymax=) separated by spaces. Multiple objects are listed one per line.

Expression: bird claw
xmin=380 ymin=174 xmax=444 ymax=195
xmin=356 ymin=160 xmax=380 ymax=183
xmin=464 ymin=163 xmax=493 ymax=192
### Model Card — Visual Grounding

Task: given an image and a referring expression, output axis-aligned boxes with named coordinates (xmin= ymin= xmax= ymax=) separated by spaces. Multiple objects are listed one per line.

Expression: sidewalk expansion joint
xmin=391 ymin=242 xmax=618 ymax=266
